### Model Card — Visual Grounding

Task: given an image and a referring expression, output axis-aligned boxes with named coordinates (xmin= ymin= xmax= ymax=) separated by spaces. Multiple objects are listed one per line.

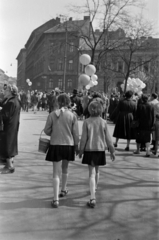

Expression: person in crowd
xmin=0 ymin=84 xmax=21 ymax=174
xmin=70 ymin=89 xmax=83 ymax=118
xmin=20 ymin=90 xmax=27 ymax=111
xmin=108 ymin=93 xmax=119 ymax=121
xmin=79 ymin=100 xmax=115 ymax=208
xmin=149 ymin=93 xmax=159 ymax=151
xmin=41 ymin=91 xmax=47 ymax=111
xmin=26 ymin=90 xmax=31 ymax=112
xmin=31 ymin=91 xmax=38 ymax=114
xmin=112 ymin=90 xmax=137 ymax=150
xmin=47 ymin=90 xmax=55 ymax=113
xmin=152 ymin=100 xmax=159 ymax=157
xmin=133 ymin=94 xmax=155 ymax=157
xmin=44 ymin=93 xmax=79 ymax=208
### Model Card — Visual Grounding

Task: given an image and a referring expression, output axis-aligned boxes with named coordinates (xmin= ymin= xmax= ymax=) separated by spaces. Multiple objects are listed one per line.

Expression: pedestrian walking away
xmin=79 ymin=100 xmax=115 ymax=208
xmin=44 ymin=93 xmax=79 ymax=208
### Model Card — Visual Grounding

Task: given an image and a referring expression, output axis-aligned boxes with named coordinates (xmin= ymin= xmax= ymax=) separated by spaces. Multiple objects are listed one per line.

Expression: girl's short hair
xmin=88 ymin=100 xmax=103 ymax=117
xmin=57 ymin=93 xmax=71 ymax=107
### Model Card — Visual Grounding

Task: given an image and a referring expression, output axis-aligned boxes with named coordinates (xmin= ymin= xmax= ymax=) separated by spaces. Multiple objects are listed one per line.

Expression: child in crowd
xmin=79 ymin=100 xmax=115 ymax=208
xmin=44 ymin=93 xmax=79 ymax=208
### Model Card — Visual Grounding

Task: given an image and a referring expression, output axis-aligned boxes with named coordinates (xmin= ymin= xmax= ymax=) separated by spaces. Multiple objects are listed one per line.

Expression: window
xmin=67 ymin=79 xmax=72 ymax=88
xmin=68 ymin=60 xmax=73 ymax=71
xmin=118 ymin=61 xmax=123 ymax=72
xmin=58 ymin=79 xmax=62 ymax=89
xmin=69 ymin=42 xmax=74 ymax=52
xmin=49 ymin=41 xmax=54 ymax=55
xmin=37 ymin=82 xmax=41 ymax=86
xmin=58 ymin=60 xmax=63 ymax=70
xmin=49 ymin=79 xmax=53 ymax=88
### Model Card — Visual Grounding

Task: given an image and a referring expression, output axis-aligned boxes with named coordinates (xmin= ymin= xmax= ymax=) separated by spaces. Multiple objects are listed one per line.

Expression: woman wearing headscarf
xmin=0 ymin=84 xmax=21 ymax=174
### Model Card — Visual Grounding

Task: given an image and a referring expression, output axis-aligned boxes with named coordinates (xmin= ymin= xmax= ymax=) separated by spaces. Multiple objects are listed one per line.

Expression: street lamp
xmin=59 ymin=15 xmax=68 ymax=92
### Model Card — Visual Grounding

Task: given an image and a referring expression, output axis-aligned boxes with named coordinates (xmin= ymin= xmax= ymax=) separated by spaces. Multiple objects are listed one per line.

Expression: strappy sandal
xmin=87 ymin=199 xmax=96 ymax=208
xmin=59 ymin=190 xmax=68 ymax=198
xmin=51 ymin=199 xmax=59 ymax=208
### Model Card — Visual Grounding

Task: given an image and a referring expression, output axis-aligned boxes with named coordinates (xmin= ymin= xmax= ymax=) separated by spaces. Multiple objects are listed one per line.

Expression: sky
xmin=0 ymin=0 xmax=158 ymax=78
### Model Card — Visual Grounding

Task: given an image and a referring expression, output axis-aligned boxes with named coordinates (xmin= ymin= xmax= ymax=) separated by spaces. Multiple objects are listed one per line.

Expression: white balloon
xmin=26 ymin=79 xmax=30 ymax=83
xmin=85 ymin=85 xmax=91 ymax=90
xmin=85 ymin=64 xmax=96 ymax=76
xmin=92 ymin=80 xmax=98 ymax=86
xmin=91 ymin=74 xmax=98 ymax=81
xmin=28 ymin=82 xmax=32 ymax=86
xmin=79 ymin=54 xmax=91 ymax=65
xmin=79 ymin=74 xmax=90 ymax=86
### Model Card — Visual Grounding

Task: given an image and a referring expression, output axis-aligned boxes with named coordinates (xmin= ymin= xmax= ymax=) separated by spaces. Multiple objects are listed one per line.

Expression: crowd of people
xmin=0 ymin=83 xmax=158 ymax=208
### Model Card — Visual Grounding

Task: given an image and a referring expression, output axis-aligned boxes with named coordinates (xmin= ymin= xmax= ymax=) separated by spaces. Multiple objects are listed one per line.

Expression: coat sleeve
xmin=72 ymin=114 xmax=79 ymax=146
xmin=44 ymin=114 xmax=53 ymax=136
xmin=79 ymin=120 xmax=88 ymax=154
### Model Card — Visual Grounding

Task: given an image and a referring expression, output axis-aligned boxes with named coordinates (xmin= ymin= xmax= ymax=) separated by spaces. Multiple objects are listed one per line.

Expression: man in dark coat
xmin=0 ymin=84 xmax=21 ymax=174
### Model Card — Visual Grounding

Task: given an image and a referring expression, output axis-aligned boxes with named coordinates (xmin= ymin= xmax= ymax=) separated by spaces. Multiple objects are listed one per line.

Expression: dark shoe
xmin=87 ymin=199 xmax=96 ymax=208
xmin=0 ymin=166 xmax=15 ymax=174
xmin=140 ymin=148 xmax=146 ymax=152
xmin=51 ymin=199 xmax=59 ymax=208
xmin=59 ymin=190 xmax=68 ymax=198
xmin=145 ymin=154 xmax=150 ymax=158
xmin=133 ymin=151 xmax=140 ymax=154
xmin=125 ymin=147 xmax=129 ymax=151
xmin=114 ymin=143 xmax=118 ymax=147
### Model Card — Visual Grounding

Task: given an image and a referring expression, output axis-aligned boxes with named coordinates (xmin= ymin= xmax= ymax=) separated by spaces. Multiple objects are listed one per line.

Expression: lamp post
xmin=59 ymin=15 xmax=68 ymax=92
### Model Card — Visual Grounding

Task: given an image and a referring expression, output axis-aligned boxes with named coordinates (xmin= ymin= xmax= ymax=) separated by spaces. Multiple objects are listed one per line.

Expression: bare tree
xmin=100 ymin=15 xmax=158 ymax=93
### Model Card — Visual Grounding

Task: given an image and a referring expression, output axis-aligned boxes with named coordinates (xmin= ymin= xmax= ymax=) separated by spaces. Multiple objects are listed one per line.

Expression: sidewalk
xmin=0 ymin=111 xmax=158 ymax=240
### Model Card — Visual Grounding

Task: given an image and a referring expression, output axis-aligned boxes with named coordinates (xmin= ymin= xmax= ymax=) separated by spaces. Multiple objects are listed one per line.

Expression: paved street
xmin=0 ymin=111 xmax=159 ymax=240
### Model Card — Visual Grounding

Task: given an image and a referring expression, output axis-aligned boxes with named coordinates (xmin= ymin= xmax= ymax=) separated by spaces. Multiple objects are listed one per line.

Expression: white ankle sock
xmin=89 ymin=176 xmax=96 ymax=199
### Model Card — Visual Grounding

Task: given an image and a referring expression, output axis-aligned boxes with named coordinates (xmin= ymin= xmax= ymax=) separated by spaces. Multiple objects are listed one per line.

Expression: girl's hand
xmin=110 ymin=152 xmax=115 ymax=161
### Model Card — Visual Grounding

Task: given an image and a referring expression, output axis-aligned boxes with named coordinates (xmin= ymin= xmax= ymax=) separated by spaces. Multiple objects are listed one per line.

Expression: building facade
xmin=17 ymin=16 xmax=159 ymax=94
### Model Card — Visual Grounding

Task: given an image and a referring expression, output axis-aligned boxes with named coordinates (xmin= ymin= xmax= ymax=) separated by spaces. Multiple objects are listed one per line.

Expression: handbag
xmin=38 ymin=130 xmax=50 ymax=153
xmin=131 ymin=120 xmax=139 ymax=129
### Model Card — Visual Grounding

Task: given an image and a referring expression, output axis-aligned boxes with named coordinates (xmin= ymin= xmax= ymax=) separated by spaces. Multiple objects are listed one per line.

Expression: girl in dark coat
xmin=112 ymin=90 xmax=137 ymax=150
xmin=0 ymin=84 xmax=21 ymax=174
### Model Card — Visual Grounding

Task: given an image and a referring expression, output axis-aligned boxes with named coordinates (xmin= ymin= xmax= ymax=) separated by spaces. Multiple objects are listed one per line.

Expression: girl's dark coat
xmin=0 ymin=96 xmax=21 ymax=158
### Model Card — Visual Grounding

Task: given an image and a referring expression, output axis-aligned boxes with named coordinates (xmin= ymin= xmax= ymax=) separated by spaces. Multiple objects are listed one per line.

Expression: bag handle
xmin=39 ymin=129 xmax=44 ymax=140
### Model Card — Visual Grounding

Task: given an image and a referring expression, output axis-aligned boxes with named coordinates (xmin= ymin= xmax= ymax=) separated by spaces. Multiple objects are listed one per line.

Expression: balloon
xmin=26 ymin=79 xmax=30 ymax=83
xmin=91 ymin=74 xmax=98 ymax=81
xmin=85 ymin=85 xmax=91 ymax=90
xmin=79 ymin=54 xmax=91 ymax=65
xmin=92 ymin=80 xmax=98 ymax=86
xmin=28 ymin=82 xmax=32 ymax=86
xmin=85 ymin=64 xmax=96 ymax=76
xmin=79 ymin=74 xmax=90 ymax=86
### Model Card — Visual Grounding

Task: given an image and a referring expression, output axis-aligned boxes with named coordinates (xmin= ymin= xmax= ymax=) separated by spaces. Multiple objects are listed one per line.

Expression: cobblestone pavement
xmin=0 ymin=111 xmax=159 ymax=240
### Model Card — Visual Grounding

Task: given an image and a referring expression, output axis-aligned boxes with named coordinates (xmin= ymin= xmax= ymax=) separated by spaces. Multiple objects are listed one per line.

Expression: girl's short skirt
xmin=82 ymin=151 xmax=106 ymax=166
xmin=46 ymin=145 xmax=75 ymax=162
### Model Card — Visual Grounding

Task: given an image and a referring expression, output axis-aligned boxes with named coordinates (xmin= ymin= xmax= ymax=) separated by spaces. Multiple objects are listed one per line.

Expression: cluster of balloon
xmin=26 ymin=79 xmax=32 ymax=86
xmin=79 ymin=54 xmax=98 ymax=89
